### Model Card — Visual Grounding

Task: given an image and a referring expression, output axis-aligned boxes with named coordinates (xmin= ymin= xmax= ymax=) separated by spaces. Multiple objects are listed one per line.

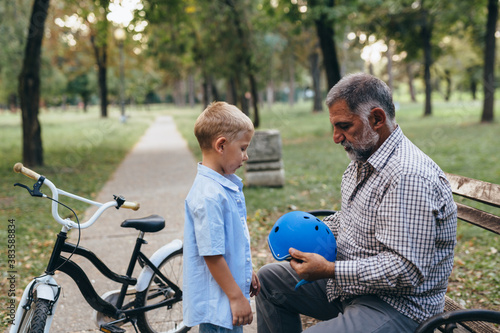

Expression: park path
xmin=46 ymin=115 xmax=257 ymax=333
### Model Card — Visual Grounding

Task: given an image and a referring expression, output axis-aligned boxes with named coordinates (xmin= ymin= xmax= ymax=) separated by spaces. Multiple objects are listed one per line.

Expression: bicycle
xmin=9 ymin=163 xmax=190 ymax=333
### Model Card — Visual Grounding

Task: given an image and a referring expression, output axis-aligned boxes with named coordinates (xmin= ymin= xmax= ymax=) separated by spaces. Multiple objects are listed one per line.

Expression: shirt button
xmin=247 ymin=258 xmax=250 ymax=262
xmin=247 ymin=279 xmax=250 ymax=283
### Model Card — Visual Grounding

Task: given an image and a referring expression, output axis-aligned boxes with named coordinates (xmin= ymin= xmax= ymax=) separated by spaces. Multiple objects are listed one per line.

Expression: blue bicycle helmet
xmin=267 ymin=211 xmax=337 ymax=262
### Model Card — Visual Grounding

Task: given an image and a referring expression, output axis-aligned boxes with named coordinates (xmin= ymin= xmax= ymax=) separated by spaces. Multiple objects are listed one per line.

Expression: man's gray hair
xmin=325 ymin=73 xmax=396 ymax=127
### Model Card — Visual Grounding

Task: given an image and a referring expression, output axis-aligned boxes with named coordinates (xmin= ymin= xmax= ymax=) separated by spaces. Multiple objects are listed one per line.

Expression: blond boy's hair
xmin=194 ymin=102 xmax=254 ymax=151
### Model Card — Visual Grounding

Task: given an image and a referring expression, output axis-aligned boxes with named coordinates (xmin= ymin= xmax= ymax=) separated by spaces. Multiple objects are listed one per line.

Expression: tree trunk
xmin=288 ymin=54 xmax=295 ymax=106
xmin=444 ymin=70 xmax=451 ymax=101
xmin=266 ymin=82 xmax=274 ymax=108
xmin=227 ymin=77 xmax=238 ymax=106
xmin=210 ymin=76 xmax=219 ymax=101
xmin=481 ymin=0 xmax=498 ymax=123
xmin=406 ymin=63 xmax=417 ymax=102
xmin=188 ymin=74 xmax=195 ymax=107
xmin=91 ymin=33 xmax=108 ymax=118
xmin=311 ymin=0 xmax=341 ymax=90
xmin=309 ymin=49 xmax=323 ymax=112
xmin=386 ymin=39 xmax=394 ymax=92
xmin=471 ymin=80 xmax=477 ymax=100
xmin=19 ymin=0 xmax=49 ymax=167
xmin=224 ymin=0 xmax=259 ymax=127
xmin=420 ymin=8 xmax=433 ymax=116
xmin=249 ymin=73 xmax=259 ymax=128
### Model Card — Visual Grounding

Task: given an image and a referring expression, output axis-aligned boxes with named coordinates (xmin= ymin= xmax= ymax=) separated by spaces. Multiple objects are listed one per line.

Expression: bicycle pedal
xmin=100 ymin=323 xmax=126 ymax=333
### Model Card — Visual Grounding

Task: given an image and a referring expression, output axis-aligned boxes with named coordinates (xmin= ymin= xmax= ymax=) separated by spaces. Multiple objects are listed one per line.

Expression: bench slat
xmin=444 ymin=297 xmax=500 ymax=333
xmin=456 ymin=203 xmax=500 ymax=235
xmin=446 ymin=173 xmax=500 ymax=208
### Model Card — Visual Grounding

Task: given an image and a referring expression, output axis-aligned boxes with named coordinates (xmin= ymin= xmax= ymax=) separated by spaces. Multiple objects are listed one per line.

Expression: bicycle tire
xmin=16 ymin=297 xmax=50 ymax=333
xmin=135 ymin=248 xmax=189 ymax=333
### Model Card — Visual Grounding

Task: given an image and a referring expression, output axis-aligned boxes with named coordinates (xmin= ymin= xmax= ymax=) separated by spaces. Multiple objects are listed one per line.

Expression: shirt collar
xmin=365 ymin=125 xmax=403 ymax=172
xmin=197 ymin=163 xmax=243 ymax=192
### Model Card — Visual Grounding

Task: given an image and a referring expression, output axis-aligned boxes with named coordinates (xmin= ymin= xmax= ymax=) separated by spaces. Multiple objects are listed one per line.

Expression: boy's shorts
xmin=199 ymin=323 xmax=244 ymax=333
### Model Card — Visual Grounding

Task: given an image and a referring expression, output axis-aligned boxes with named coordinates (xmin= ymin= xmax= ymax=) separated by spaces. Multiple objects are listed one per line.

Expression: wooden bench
xmin=414 ymin=173 xmax=500 ymax=333
xmin=309 ymin=173 xmax=500 ymax=333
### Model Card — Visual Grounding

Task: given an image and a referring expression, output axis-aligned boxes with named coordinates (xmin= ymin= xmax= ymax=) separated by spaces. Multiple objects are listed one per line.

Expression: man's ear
xmin=370 ymin=108 xmax=387 ymax=130
xmin=214 ymin=137 xmax=227 ymax=153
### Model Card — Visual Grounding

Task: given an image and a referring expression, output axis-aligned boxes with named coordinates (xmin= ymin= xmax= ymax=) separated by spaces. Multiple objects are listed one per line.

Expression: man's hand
xmin=289 ymin=248 xmax=335 ymax=281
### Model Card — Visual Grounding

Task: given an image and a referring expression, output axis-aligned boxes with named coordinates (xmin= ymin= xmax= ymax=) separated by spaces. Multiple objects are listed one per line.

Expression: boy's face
xmin=220 ymin=130 xmax=253 ymax=175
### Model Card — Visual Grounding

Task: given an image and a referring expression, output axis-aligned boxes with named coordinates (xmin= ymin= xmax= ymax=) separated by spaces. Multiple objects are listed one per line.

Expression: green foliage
xmin=0 ymin=0 xmax=31 ymax=103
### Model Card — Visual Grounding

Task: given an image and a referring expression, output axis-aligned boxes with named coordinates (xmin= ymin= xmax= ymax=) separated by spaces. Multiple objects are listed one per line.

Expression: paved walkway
xmin=47 ymin=116 xmax=258 ymax=332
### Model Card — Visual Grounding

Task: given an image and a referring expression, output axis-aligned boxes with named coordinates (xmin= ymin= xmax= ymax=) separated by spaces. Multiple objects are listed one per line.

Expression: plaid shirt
xmin=324 ymin=126 xmax=457 ymax=323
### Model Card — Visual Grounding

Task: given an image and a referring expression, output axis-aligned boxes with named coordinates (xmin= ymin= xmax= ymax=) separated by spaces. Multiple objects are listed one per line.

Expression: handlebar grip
xmin=122 ymin=201 xmax=140 ymax=211
xmin=13 ymin=163 xmax=41 ymax=180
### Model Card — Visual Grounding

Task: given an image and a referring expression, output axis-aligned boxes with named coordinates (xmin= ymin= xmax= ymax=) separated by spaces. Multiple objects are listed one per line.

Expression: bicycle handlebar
xmin=13 ymin=163 xmax=140 ymax=230
xmin=14 ymin=162 xmax=41 ymax=180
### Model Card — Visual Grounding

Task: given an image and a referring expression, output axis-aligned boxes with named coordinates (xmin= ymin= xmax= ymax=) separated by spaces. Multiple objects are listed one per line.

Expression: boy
xmin=183 ymin=101 xmax=260 ymax=333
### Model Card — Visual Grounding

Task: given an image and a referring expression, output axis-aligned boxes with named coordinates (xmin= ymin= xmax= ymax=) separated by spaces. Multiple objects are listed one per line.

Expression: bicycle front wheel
xmin=135 ymin=249 xmax=189 ymax=333
xmin=16 ymin=297 xmax=50 ymax=333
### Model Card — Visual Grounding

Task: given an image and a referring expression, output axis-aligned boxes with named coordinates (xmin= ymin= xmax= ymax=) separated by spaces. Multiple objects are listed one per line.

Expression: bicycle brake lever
xmin=14 ymin=176 xmax=45 ymax=197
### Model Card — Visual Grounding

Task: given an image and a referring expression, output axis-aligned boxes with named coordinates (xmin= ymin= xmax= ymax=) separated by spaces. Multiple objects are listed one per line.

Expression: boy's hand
xmin=229 ymin=294 xmax=253 ymax=326
xmin=250 ymin=271 xmax=261 ymax=297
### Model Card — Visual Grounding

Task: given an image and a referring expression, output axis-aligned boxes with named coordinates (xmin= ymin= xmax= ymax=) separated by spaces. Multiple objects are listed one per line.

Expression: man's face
xmin=328 ymin=100 xmax=379 ymax=162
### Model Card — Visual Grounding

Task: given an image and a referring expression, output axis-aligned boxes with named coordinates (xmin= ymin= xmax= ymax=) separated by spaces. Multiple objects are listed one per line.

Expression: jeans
xmin=199 ymin=323 xmax=244 ymax=333
xmin=256 ymin=262 xmax=419 ymax=333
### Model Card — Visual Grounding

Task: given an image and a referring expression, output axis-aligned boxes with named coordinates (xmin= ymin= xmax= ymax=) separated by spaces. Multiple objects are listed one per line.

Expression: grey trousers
xmin=255 ymin=262 xmax=419 ymax=333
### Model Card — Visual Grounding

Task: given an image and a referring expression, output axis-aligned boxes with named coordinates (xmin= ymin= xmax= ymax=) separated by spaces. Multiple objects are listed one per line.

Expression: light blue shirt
xmin=183 ymin=163 xmax=252 ymax=329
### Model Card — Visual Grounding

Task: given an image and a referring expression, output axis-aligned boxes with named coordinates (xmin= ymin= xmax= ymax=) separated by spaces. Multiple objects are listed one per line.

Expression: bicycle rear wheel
xmin=135 ymin=249 xmax=189 ymax=333
xmin=16 ymin=297 xmax=50 ymax=333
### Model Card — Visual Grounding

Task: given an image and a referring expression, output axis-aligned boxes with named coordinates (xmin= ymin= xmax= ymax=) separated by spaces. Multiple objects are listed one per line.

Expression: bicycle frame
xmin=44 ymin=229 xmax=183 ymax=320
xmin=10 ymin=163 xmax=184 ymax=332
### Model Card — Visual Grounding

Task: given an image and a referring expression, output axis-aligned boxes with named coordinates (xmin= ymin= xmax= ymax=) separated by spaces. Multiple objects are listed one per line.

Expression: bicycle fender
xmin=135 ymin=239 xmax=182 ymax=292
xmin=10 ymin=276 xmax=60 ymax=333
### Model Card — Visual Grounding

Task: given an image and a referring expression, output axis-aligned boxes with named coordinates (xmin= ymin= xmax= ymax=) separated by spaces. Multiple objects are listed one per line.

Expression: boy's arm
xmin=204 ymin=255 xmax=253 ymax=326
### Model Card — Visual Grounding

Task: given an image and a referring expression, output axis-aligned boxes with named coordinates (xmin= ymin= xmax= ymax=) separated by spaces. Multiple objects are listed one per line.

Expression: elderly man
xmin=256 ymin=73 xmax=457 ymax=333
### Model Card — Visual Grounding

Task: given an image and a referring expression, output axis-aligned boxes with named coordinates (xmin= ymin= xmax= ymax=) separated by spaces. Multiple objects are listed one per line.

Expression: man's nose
xmin=333 ymin=131 xmax=344 ymax=144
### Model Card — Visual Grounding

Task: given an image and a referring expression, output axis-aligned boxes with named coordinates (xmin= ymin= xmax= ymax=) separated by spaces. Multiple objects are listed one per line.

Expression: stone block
xmin=247 ymin=129 xmax=282 ymax=162
xmin=245 ymin=169 xmax=285 ymax=187
xmin=245 ymin=129 xmax=285 ymax=187
xmin=245 ymin=160 xmax=284 ymax=172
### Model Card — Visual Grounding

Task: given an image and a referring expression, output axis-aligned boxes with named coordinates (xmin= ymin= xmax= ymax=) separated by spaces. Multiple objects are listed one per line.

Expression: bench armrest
xmin=307 ymin=210 xmax=337 ymax=217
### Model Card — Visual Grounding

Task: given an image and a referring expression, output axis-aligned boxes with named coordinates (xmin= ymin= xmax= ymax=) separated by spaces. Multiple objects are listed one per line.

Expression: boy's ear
xmin=214 ymin=137 xmax=227 ymax=153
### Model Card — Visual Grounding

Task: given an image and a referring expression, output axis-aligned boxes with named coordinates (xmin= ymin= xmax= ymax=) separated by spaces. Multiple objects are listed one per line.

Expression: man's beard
xmin=342 ymin=120 xmax=379 ymax=162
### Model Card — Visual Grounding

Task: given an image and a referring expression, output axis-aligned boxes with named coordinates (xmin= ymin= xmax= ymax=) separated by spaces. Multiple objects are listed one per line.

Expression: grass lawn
xmin=172 ymin=99 xmax=500 ymax=312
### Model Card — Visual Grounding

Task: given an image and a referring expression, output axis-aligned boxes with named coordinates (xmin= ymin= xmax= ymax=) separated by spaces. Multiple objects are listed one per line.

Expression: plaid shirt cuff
xmin=335 ymin=259 xmax=359 ymax=287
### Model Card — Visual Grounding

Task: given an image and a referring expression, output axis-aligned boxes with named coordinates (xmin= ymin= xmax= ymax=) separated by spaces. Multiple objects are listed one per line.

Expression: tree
xmin=481 ymin=0 xmax=498 ymax=123
xmin=18 ymin=0 xmax=50 ymax=166
xmin=88 ymin=0 xmax=111 ymax=118
xmin=309 ymin=0 xmax=342 ymax=90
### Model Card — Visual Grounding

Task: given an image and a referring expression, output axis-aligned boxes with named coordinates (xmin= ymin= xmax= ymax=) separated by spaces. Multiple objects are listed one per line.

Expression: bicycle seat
xmin=121 ymin=214 xmax=165 ymax=232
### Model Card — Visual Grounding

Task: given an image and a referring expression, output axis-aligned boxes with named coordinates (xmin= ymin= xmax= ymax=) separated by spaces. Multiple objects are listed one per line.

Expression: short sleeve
xmin=190 ymin=196 xmax=226 ymax=256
